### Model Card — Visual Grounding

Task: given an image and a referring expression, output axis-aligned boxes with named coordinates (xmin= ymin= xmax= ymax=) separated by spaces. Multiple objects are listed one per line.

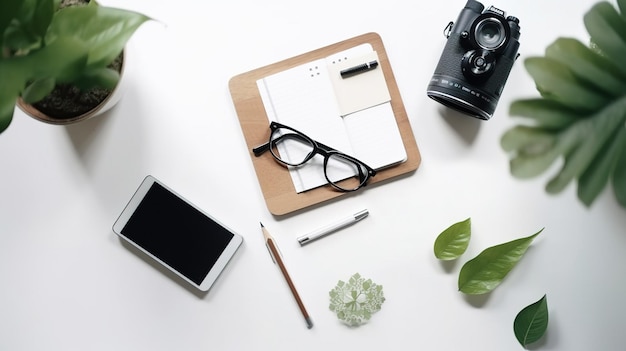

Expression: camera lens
xmin=474 ymin=17 xmax=506 ymax=50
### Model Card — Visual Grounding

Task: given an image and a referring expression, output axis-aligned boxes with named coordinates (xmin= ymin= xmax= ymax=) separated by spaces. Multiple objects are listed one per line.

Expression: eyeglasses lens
xmin=325 ymin=153 xmax=368 ymax=191
xmin=270 ymin=129 xmax=315 ymax=166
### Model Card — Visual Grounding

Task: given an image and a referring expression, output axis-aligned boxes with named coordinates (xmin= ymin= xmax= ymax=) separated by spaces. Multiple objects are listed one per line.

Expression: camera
xmin=426 ymin=0 xmax=521 ymax=120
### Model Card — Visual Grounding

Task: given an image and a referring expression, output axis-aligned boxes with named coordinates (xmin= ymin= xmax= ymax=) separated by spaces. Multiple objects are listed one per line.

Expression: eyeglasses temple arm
xmin=252 ymin=142 xmax=270 ymax=157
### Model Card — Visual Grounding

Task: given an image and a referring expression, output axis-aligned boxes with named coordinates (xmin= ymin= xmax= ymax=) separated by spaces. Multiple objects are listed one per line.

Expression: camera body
xmin=427 ymin=0 xmax=521 ymax=120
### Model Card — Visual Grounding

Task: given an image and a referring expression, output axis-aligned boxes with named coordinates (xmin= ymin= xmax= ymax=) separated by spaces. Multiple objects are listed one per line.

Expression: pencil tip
xmin=260 ymin=222 xmax=264 ymax=227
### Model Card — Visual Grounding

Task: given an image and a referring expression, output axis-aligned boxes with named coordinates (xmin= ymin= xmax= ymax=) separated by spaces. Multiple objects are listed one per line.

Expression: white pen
xmin=297 ymin=209 xmax=369 ymax=246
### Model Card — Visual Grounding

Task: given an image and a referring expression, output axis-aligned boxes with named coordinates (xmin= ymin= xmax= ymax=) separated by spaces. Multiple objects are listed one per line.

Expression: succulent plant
xmin=501 ymin=0 xmax=626 ymax=208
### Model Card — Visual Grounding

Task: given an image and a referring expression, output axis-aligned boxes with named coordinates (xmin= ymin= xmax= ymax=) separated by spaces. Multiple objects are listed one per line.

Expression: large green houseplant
xmin=0 ymin=0 xmax=150 ymax=133
xmin=502 ymin=0 xmax=626 ymax=209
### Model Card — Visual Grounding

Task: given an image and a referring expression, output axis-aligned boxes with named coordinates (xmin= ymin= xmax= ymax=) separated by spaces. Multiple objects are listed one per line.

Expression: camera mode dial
xmin=461 ymin=49 xmax=496 ymax=81
xmin=506 ymin=16 xmax=519 ymax=24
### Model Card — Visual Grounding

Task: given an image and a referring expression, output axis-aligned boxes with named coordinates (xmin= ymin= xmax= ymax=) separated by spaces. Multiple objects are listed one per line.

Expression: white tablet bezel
xmin=112 ymin=175 xmax=243 ymax=292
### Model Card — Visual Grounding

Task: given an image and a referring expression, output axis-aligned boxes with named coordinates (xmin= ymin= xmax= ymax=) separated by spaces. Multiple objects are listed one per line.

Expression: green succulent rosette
xmin=329 ymin=273 xmax=385 ymax=326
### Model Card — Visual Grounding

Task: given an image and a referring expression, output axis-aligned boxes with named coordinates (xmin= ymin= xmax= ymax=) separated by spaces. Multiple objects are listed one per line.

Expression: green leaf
xmin=545 ymin=97 xmax=626 ymax=193
xmin=3 ymin=24 xmax=36 ymax=53
xmin=514 ymin=294 xmax=549 ymax=348
xmin=22 ymin=77 xmax=56 ymax=104
xmin=73 ymin=67 xmax=120 ymax=90
xmin=578 ymin=127 xmax=626 ymax=206
xmin=508 ymin=150 xmax=561 ymax=179
xmin=24 ymin=36 xmax=89 ymax=81
xmin=501 ymin=126 xmax=556 ymax=155
xmin=47 ymin=5 xmax=150 ymax=69
xmin=434 ymin=218 xmax=471 ymax=260
xmin=4 ymin=0 xmax=49 ymax=52
xmin=458 ymin=229 xmax=542 ymax=295
xmin=619 ymin=0 xmax=626 ymax=19
xmin=0 ymin=0 xmax=22 ymax=36
xmin=545 ymin=37 xmax=626 ymax=97
xmin=584 ymin=2 xmax=626 ymax=74
xmin=525 ymin=57 xmax=610 ymax=112
xmin=0 ymin=58 xmax=30 ymax=133
xmin=31 ymin=0 xmax=55 ymax=40
xmin=0 ymin=93 xmax=17 ymax=134
xmin=612 ymin=142 xmax=626 ymax=207
xmin=507 ymin=120 xmax=590 ymax=178
xmin=509 ymin=99 xmax=583 ymax=129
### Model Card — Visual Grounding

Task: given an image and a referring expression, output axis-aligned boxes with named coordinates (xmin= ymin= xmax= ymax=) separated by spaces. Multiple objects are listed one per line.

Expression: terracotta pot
xmin=16 ymin=50 xmax=126 ymax=125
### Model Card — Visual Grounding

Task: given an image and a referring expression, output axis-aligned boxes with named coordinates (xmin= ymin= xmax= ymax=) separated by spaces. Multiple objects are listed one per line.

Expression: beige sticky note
xmin=328 ymin=51 xmax=391 ymax=116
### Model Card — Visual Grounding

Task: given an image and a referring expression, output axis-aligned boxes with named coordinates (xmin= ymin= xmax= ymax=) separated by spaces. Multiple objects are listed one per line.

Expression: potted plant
xmin=0 ymin=0 xmax=150 ymax=133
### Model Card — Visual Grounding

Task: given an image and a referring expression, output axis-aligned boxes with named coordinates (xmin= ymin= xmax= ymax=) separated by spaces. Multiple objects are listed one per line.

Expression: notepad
xmin=256 ymin=44 xmax=407 ymax=193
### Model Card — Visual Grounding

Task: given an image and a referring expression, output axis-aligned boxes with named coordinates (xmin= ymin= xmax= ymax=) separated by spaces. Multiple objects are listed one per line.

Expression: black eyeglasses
xmin=253 ymin=122 xmax=377 ymax=192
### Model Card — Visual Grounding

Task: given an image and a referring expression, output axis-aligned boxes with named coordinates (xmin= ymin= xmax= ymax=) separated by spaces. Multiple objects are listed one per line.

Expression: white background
xmin=2 ymin=0 xmax=625 ymax=350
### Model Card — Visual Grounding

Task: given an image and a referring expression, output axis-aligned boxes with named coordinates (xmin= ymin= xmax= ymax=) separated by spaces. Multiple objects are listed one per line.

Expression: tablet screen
xmin=120 ymin=182 xmax=234 ymax=285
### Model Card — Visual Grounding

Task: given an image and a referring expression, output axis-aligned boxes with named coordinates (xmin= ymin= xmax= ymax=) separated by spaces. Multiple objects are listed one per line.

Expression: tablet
xmin=113 ymin=175 xmax=243 ymax=291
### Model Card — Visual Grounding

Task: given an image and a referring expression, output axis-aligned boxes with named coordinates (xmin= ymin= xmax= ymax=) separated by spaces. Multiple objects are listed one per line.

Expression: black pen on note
xmin=340 ymin=60 xmax=378 ymax=78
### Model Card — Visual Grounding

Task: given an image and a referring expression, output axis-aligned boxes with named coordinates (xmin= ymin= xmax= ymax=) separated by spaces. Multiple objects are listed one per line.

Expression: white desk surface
xmin=2 ymin=1 xmax=624 ymax=350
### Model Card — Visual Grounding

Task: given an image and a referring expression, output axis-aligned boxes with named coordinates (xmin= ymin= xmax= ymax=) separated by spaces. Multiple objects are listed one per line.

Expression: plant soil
xmin=32 ymin=55 xmax=123 ymax=119
xmin=32 ymin=0 xmax=121 ymax=119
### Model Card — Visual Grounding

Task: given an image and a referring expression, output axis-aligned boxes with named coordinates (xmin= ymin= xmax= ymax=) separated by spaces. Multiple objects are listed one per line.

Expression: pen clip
xmin=340 ymin=60 xmax=378 ymax=78
xmin=354 ymin=209 xmax=369 ymax=221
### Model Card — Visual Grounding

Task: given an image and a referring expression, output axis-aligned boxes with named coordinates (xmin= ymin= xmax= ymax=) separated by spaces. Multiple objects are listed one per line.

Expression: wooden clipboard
xmin=229 ymin=32 xmax=421 ymax=216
